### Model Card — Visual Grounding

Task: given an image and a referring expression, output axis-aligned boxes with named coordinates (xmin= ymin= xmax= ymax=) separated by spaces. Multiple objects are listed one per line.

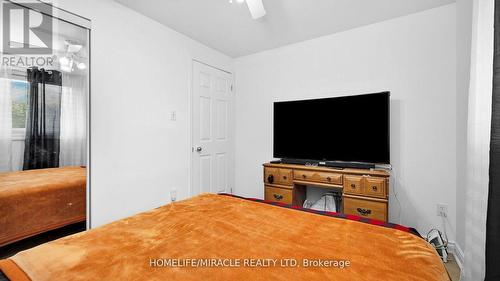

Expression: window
xmin=11 ymin=80 xmax=28 ymax=139
xmin=11 ymin=80 xmax=28 ymax=128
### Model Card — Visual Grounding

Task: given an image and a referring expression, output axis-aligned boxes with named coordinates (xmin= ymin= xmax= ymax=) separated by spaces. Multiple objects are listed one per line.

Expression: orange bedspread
xmin=0 ymin=167 xmax=86 ymax=247
xmin=0 ymin=193 xmax=448 ymax=281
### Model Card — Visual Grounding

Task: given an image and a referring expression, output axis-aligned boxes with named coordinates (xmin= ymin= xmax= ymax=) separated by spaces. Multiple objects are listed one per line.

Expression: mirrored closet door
xmin=0 ymin=1 xmax=90 ymax=255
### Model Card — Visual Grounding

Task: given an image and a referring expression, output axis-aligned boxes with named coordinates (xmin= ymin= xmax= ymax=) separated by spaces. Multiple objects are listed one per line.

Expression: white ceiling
xmin=115 ymin=0 xmax=455 ymax=58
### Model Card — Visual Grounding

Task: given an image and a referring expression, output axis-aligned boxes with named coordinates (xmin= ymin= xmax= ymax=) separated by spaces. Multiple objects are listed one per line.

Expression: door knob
xmin=196 ymin=147 xmax=202 ymax=152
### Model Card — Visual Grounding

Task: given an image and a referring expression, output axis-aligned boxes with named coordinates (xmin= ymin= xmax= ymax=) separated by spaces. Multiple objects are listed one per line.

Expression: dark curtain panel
xmin=486 ymin=1 xmax=500 ymax=280
xmin=23 ymin=68 xmax=63 ymax=170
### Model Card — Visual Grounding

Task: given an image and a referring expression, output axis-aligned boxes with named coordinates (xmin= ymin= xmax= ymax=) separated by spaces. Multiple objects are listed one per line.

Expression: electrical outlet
xmin=170 ymin=111 xmax=177 ymax=121
xmin=437 ymin=203 xmax=448 ymax=218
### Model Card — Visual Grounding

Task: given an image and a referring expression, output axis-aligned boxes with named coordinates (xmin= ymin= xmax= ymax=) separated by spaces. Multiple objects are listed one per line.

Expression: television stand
xmin=263 ymin=162 xmax=389 ymax=221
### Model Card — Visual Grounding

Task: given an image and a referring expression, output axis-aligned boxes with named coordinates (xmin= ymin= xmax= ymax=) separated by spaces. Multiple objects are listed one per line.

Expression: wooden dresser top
xmin=263 ymin=163 xmax=390 ymax=177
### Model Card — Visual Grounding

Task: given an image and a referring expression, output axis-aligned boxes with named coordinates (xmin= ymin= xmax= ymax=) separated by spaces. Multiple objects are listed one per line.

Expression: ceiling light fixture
xmin=246 ymin=0 xmax=266 ymax=19
xmin=77 ymin=62 xmax=87 ymax=70
xmin=59 ymin=56 xmax=70 ymax=66
xmin=229 ymin=0 xmax=266 ymax=19
xmin=65 ymin=39 xmax=83 ymax=53
xmin=58 ymin=40 xmax=87 ymax=73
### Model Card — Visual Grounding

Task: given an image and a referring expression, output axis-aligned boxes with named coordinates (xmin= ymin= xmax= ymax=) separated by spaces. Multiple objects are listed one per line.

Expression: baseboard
xmin=447 ymin=241 xmax=464 ymax=270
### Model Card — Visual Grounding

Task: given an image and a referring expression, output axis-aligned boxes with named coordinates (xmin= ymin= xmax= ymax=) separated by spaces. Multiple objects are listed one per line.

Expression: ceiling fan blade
xmin=246 ymin=0 xmax=266 ymax=19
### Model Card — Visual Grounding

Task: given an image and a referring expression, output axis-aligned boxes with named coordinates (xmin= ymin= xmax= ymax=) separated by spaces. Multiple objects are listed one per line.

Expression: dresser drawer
xmin=293 ymin=170 xmax=342 ymax=185
xmin=264 ymin=168 xmax=292 ymax=186
xmin=277 ymin=169 xmax=293 ymax=185
xmin=264 ymin=167 xmax=278 ymax=184
xmin=343 ymin=175 xmax=388 ymax=198
xmin=364 ymin=177 xmax=386 ymax=198
xmin=343 ymin=196 xmax=387 ymax=221
xmin=265 ymin=186 xmax=293 ymax=205
xmin=344 ymin=175 xmax=363 ymax=195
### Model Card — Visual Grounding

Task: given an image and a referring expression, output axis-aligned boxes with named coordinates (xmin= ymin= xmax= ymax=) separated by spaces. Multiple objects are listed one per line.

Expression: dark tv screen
xmin=273 ymin=92 xmax=390 ymax=164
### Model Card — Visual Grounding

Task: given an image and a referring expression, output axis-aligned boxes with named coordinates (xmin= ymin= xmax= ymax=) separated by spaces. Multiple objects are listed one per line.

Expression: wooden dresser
xmin=263 ymin=163 xmax=390 ymax=221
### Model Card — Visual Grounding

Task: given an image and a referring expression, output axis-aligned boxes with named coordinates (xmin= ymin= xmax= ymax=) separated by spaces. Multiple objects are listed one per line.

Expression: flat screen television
xmin=273 ymin=92 xmax=390 ymax=164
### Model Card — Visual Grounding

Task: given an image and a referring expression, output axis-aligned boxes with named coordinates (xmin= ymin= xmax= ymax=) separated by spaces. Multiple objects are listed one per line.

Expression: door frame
xmin=189 ymin=59 xmax=234 ymax=197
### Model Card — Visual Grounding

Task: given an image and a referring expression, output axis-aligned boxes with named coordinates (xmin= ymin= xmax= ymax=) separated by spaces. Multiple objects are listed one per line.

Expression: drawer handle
xmin=357 ymin=208 xmax=372 ymax=216
xmin=273 ymin=194 xmax=284 ymax=200
xmin=283 ymin=176 xmax=287 ymax=180
xmin=326 ymin=177 xmax=332 ymax=181
xmin=350 ymin=184 xmax=356 ymax=188
xmin=302 ymin=174 xmax=307 ymax=179
xmin=372 ymin=186 xmax=378 ymax=191
xmin=267 ymin=175 xmax=274 ymax=184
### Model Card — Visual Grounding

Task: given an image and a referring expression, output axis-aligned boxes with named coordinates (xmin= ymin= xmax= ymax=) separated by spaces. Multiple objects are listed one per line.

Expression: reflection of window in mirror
xmin=10 ymin=80 xmax=28 ymax=140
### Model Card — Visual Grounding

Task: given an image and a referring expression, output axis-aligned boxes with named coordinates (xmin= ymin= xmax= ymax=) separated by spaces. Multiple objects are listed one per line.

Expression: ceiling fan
xmin=229 ymin=0 xmax=266 ymax=19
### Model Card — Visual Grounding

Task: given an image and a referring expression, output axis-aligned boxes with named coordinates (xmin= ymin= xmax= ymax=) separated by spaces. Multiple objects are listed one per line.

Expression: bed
xmin=0 ymin=166 xmax=86 ymax=247
xmin=0 ymin=193 xmax=449 ymax=281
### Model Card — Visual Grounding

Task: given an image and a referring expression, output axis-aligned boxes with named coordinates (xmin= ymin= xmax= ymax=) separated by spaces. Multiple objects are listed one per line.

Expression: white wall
xmin=53 ymin=0 xmax=233 ymax=227
xmin=234 ymin=4 xmax=458 ymax=240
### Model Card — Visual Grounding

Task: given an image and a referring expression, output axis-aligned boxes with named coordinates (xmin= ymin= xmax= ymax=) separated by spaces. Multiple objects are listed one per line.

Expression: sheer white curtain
xmin=59 ymin=73 xmax=87 ymax=167
xmin=0 ymin=77 xmax=12 ymax=172
xmin=463 ymin=0 xmax=494 ymax=280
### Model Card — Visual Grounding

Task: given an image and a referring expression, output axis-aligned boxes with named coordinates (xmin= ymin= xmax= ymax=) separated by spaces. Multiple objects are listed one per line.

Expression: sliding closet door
xmin=0 ymin=1 xmax=91 ymax=230
xmin=50 ymin=7 xmax=91 ymax=228
xmin=191 ymin=61 xmax=234 ymax=196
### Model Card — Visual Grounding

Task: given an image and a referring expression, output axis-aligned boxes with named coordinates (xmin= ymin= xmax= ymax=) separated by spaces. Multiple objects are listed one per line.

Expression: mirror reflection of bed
xmin=0 ymin=12 xmax=89 ymax=258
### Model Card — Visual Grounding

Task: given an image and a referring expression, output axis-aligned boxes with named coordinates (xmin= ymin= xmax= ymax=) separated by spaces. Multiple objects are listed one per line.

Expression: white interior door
xmin=191 ymin=61 xmax=234 ymax=196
